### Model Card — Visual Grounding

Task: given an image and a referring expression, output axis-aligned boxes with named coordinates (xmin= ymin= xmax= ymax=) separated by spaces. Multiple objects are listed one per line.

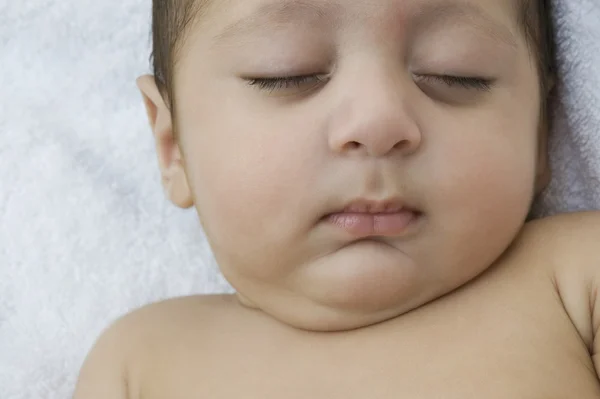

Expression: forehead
xmin=199 ymin=0 xmax=522 ymax=46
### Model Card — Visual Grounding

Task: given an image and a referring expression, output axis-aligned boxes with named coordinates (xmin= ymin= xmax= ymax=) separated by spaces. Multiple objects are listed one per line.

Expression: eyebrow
xmin=412 ymin=2 xmax=519 ymax=50
xmin=213 ymin=0 xmax=340 ymax=44
xmin=212 ymin=0 xmax=518 ymax=50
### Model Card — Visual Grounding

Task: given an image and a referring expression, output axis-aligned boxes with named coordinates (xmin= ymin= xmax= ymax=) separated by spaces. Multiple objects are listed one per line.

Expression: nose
xmin=328 ymin=71 xmax=422 ymax=158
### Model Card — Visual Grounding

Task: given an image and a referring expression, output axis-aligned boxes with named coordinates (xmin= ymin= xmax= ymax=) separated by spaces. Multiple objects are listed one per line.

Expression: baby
xmin=74 ymin=0 xmax=600 ymax=397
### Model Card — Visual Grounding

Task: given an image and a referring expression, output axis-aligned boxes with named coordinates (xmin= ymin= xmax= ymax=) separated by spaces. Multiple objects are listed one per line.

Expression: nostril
xmin=394 ymin=138 xmax=415 ymax=152
xmin=393 ymin=140 xmax=406 ymax=149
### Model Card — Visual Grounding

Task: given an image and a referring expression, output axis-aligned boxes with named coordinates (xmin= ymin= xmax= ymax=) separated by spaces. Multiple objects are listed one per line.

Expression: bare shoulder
xmin=496 ymin=210 xmax=600 ymax=283
xmin=521 ymin=210 xmax=600 ymax=240
xmin=73 ymin=294 xmax=241 ymax=399
xmin=515 ymin=210 xmax=600 ymax=301
xmin=109 ymin=294 xmax=241 ymax=334
xmin=517 ymin=211 xmax=600 ymax=354
xmin=516 ymin=210 xmax=600 ymax=264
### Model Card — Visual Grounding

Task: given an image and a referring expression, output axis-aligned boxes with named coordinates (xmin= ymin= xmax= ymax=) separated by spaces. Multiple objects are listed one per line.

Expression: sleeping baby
xmin=74 ymin=0 xmax=600 ymax=397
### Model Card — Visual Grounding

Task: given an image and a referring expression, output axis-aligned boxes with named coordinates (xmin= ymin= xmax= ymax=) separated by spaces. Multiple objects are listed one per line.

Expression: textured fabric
xmin=532 ymin=0 xmax=600 ymax=216
xmin=1 ymin=0 xmax=598 ymax=397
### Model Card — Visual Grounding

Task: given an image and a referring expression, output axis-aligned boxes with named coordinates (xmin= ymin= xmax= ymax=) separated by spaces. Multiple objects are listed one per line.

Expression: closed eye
xmin=418 ymin=75 xmax=494 ymax=91
xmin=246 ymin=75 xmax=327 ymax=92
xmin=248 ymin=74 xmax=493 ymax=91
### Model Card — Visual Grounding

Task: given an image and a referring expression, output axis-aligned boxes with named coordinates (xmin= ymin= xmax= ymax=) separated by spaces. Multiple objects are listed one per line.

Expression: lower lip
xmin=324 ymin=210 xmax=420 ymax=238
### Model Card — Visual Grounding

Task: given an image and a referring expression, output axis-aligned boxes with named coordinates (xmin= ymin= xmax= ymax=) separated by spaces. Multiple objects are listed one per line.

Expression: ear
xmin=534 ymin=79 xmax=555 ymax=195
xmin=534 ymin=124 xmax=551 ymax=195
xmin=136 ymin=75 xmax=194 ymax=209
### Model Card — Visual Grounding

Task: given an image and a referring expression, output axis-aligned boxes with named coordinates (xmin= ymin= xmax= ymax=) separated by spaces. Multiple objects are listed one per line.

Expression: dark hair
xmin=150 ymin=0 xmax=209 ymax=130
xmin=149 ymin=0 xmax=556 ymax=132
xmin=519 ymin=0 xmax=556 ymax=122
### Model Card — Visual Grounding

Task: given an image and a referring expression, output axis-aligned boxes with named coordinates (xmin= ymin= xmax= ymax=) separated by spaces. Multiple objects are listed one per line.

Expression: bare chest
xmin=137 ymin=270 xmax=600 ymax=399
xmin=141 ymin=308 xmax=599 ymax=398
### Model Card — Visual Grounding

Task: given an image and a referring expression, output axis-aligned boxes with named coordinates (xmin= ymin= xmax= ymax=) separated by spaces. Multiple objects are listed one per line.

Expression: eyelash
xmin=421 ymin=75 xmax=494 ymax=91
xmin=246 ymin=74 xmax=494 ymax=92
xmin=247 ymin=75 xmax=326 ymax=91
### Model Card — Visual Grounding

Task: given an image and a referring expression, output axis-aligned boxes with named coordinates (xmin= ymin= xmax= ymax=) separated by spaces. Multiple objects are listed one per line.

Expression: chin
xmin=300 ymin=241 xmax=421 ymax=311
xmin=231 ymin=241 xmax=433 ymax=332
xmin=270 ymin=299 xmax=413 ymax=332
xmin=253 ymin=278 xmax=428 ymax=333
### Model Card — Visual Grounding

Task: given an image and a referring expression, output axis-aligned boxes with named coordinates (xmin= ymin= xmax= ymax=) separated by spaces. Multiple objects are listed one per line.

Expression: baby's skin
xmin=75 ymin=213 xmax=600 ymax=398
xmin=74 ymin=0 xmax=600 ymax=397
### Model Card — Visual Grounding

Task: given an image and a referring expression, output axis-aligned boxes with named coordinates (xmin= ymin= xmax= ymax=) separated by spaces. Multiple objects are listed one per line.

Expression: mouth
xmin=322 ymin=198 xmax=423 ymax=239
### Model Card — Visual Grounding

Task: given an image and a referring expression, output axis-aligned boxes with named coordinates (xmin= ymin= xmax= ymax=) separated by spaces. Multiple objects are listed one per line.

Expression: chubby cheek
xmin=424 ymin=116 xmax=537 ymax=280
xmin=437 ymin=142 xmax=533 ymax=218
xmin=180 ymin=102 xmax=320 ymax=279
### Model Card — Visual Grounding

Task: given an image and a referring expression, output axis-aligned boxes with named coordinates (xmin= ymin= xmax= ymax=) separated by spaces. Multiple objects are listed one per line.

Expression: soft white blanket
xmin=533 ymin=0 xmax=600 ymax=215
xmin=0 ymin=0 xmax=598 ymax=398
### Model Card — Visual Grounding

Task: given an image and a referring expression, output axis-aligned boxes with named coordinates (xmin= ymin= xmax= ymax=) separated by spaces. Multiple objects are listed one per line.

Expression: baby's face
xmin=172 ymin=0 xmax=544 ymax=331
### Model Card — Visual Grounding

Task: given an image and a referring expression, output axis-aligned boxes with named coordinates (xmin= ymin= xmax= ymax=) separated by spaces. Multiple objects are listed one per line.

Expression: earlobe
xmin=163 ymin=163 xmax=195 ymax=209
xmin=136 ymin=75 xmax=194 ymax=209
xmin=534 ymin=77 xmax=556 ymax=196
xmin=534 ymin=122 xmax=551 ymax=195
xmin=547 ymin=75 xmax=556 ymax=95
xmin=535 ymin=158 xmax=551 ymax=195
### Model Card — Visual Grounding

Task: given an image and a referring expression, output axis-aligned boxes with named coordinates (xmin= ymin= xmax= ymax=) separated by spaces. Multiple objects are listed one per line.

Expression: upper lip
xmin=333 ymin=198 xmax=418 ymax=214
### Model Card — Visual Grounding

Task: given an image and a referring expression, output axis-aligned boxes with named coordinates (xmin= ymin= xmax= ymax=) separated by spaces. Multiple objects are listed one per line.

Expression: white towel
xmin=0 ymin=1 xmax=598 ymax=398
xmin=532 ymin=0 xmax=600 ymax=216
